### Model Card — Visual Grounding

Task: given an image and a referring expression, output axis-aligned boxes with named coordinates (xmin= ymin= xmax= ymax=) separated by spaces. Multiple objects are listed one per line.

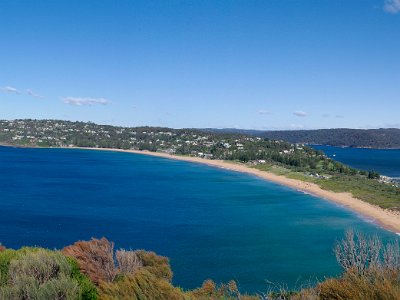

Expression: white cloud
xmin=26 ymin=89 xmax=44 ymax=99
xmin=258 ymin=109 xmax=272 ymax=115
xmin=293 ymin=110 xmax=307 ymax=117
xmin=62 ymin=97 xmax=111 ymax=106
xmin=384 ymin=0 xmax=400 ymax=13
xmin=0 ymin=86 xmax=20 ymax=94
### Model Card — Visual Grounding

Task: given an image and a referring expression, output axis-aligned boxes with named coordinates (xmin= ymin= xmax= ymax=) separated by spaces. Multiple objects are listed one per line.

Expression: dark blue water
xmin=312 ymin=145 xmax=400 ymax=178
xmin=0 ymin=147 xmax=396 ymax=293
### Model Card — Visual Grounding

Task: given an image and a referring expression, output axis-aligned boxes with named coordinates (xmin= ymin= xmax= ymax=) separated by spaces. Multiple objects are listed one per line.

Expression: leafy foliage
xmin=317 ymin=269 xmax=400 ymax=300
xmin=0 ymin=247 xmax=97 ymax=300
xmin=0 ymin=248 xmax=81 ymax=299
xmin=188 ymin=279 xmax=259 ymax=300
xmin=67 ymin=258 xmax=98 ymax=300
xmin=1 ymin=233 xmax=399 ymax=299
xmin=98 ymin=270 xmax=184 ymax=300
xmin=62 ymin=237 xmax=117 ymax=285
xmin=133 ymin=250 xmax=173 ymax=282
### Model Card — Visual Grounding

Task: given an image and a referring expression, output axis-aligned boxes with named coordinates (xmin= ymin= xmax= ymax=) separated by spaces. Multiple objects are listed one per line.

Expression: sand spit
xmin=74 ymin=147 xmax=400 ymax=234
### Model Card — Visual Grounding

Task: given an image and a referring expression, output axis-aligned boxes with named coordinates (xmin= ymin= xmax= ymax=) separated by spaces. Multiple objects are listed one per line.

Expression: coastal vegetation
xmin=1 ymin=119 xmax=399 ymax=212
xmin=254 ymin=164 xmax=400 ymax=210
xmin=0 ymin=232 xmax=399 ymax=299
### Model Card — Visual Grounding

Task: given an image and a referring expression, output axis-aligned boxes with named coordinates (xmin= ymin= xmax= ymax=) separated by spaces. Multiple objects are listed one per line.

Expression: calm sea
xmin=0 ymin=146 xmax=396 ymax=293
xmin=312 ymin=145 xmax=400 ymax=178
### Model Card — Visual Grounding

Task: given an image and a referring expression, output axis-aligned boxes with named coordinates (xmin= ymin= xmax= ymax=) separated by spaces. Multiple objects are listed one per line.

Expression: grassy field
xmin=253 ymin=163 xmax=400 ymax=211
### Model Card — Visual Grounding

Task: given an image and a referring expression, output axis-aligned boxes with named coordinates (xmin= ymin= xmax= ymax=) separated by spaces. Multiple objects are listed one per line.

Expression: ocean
xmin=311 ymin=145 xmax=400 ymax=178
xmin=0 ymin=146 xmax=396 ymax=293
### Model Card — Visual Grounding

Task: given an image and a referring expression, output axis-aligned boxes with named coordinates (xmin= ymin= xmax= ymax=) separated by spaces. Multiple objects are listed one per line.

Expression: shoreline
xmin=71 ymin=147 xmax=400 ymax=234
xmin=307 ymin=144 xmax=400 ymax=150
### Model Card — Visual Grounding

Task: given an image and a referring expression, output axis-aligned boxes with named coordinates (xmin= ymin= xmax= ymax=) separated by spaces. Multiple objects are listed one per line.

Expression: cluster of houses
xmin=0 ymin=120 xmax=265 ymax=159
xmin=379 ymin=175 xmax=400 ymax=187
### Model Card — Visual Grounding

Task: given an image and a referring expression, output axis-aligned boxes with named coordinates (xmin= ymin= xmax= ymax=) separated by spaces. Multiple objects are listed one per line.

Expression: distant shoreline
xmin=67 ymin=147 xmax=400 ymax=234
xmin=308 ymin=144 xmax=400 ymax=150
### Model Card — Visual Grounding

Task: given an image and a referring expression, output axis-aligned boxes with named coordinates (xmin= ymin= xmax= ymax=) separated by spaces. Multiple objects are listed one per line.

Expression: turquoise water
xmin=312 ymin=145 xmax=400 ymax=178
xmin=0 ymin=146 xmax=396 ymax=293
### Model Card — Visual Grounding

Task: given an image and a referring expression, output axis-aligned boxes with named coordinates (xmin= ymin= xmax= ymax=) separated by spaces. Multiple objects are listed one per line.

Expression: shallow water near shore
xmin=0 ymin=146 xmax=397 ymax=293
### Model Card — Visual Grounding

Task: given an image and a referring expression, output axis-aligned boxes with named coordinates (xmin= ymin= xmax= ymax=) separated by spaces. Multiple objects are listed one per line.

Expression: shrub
xmin=318 ymin=269 xmax=400 ymax=300
xmin=34 ymin=275 xmax=80 ymax=299
xmin=0 ymin=275 xmax=80 ymax=299
xmin=0 ymin=248 xmax=82 ymax=300
xmin=334 ymin=230 xmax=381 ymax=274
xmin=187 ymin=279 xmax=259 ymax=300
xmin=0 ymin=249 xmax=18 ymax=285
xmin=99 ymin=269 xmax=185 ymax=300
xmin=115 ymin=249 xmax=142 ymax=275
xmin=67 ymin=257 xmax=98 ymax=300
xmin=320 ymin=230 xmax=400 ymax=300
xmin=8 ymin=249 xmax=71 ymax=285
xmin=63 ymin=237 xmax=117 ymax=284
xmin=134 ymin=250 xmax=172 ymax=282
xmin=383 ymin=241 xmax=400 ymax=273
xmin=335 ymin=229 xmax=400 ymax=275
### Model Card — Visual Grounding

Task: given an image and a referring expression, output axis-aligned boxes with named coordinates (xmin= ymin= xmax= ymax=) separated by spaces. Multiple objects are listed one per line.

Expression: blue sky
xmin=1 ymin=0 xmax=399 ymax=130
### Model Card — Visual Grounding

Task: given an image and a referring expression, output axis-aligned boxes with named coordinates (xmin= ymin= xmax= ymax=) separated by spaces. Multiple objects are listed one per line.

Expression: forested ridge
xmin=206 ymin=128 xmax=400 ymax=149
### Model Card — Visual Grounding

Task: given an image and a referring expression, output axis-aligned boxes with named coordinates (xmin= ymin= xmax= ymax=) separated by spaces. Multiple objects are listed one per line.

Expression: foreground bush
xmin=0 ymin=231 xmax=398 ymax=299
xmin=187 ymin=279 xmax=260 ymax=300
xmin=316 ymin=230 xmax=400 ymax=300
xmin=62 ymin=238 xmax=178 ymax=299
xmin=0 ymin=248 xmax=96 ymax=299
xmin=317 ymin=269 xmax=400 ymax=300
xmin=62 ymin=238 xmax=117 ymax=285
xmin=99 ymin=270 xmax=184 ymax=300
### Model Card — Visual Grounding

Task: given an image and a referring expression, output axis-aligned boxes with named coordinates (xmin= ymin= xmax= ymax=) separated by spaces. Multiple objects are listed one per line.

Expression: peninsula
xmin=78 ymin=147 xmax=400 ymax=233
xmin=1 ymin=119 xmax=399 ymax=232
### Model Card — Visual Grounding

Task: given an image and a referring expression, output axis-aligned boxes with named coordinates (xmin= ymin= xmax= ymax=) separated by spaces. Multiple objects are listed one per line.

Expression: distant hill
xmin=204 ymin=128 xmax=400 ymax=149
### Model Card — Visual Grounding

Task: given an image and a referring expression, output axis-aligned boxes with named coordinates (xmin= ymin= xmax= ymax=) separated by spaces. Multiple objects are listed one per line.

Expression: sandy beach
xmin=76 ymin=147 xmax=400 ymax=234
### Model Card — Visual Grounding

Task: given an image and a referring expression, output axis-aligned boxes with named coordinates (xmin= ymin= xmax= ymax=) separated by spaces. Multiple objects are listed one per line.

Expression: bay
xmin=312 ymin=145 xmax=400 ymax=178
xmin=0 ymin=146 xmax=396 ymax=292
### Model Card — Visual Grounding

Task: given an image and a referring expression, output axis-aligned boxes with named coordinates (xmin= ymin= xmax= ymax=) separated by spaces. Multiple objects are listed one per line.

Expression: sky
xmin=1 ymin=0 xmax=399 ymax=130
